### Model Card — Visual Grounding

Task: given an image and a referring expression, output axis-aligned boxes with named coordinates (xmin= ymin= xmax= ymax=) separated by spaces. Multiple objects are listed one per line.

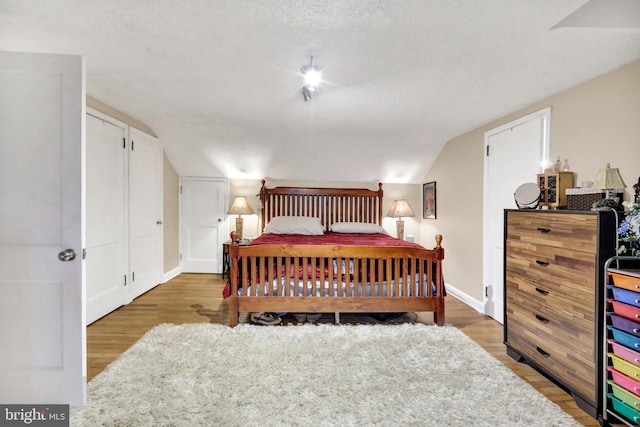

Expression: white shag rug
xmin=72 ymin=323 xmax=581 ymax=427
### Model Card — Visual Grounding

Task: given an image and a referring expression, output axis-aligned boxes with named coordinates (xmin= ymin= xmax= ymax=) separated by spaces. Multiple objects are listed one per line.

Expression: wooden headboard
xmin=259 ymin=180 xmax=384 ymax=232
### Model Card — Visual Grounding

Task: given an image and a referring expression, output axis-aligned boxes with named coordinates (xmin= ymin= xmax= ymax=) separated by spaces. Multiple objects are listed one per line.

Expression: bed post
xmin=377 ymin=183 xmax=383 ymax=225
xmin=229 ymin=231 xmax=240 ymax=327
xmin=433 ymin=234 xmax=445 ymax=326
xmin=259 ymin=179 xmax=267 ymax=233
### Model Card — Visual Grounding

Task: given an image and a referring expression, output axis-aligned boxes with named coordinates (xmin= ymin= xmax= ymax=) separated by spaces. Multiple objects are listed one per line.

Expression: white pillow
xmin=264 ymin=216 xmax=325 ymax=235
xmin=330 ymin=222 xmax=388 ymax=234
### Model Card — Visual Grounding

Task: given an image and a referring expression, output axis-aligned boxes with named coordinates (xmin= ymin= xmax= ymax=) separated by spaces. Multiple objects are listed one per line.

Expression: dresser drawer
xmin=506 ymin=211 xmax=598 ymax=254
xmin=507 ymin=315 xmax=595 ymax=401
xmin=506 ymin=273 xmax=594 ymax=324
xmin=507 ymin=297 xmax=594 ymax=364
xmin=506 ymin=239 xmax=595 ymax=294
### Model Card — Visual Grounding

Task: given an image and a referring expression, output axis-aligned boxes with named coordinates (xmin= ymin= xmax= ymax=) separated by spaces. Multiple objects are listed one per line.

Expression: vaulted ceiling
xmin=2 ymin=1 xmax=639 ymax=183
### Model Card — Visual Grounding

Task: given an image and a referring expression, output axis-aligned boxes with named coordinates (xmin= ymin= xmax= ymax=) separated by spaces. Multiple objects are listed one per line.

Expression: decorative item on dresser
xmin=602 ymin=257 xmax=640 ymax=427
xmin=537 ymin=171 xmax=574 ymax=208
xmin=504 ymin=209 xmax=617 ymax=420
xmin=566 ymin=188 xmax=625 ymax=211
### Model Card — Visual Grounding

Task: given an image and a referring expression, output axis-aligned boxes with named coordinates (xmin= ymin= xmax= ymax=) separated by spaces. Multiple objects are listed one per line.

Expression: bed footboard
xmin=228 ymin=235 xmax=445 ymax=326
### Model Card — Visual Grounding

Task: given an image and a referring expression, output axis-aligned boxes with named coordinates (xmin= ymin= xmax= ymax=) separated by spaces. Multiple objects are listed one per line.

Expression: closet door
xmin=180 ymin=178 xmax=227 ymax=273
xmin=129 ymin=127 xmax=162 ymax=299
xmin=86 ymin=113 xmax=128 ymax=323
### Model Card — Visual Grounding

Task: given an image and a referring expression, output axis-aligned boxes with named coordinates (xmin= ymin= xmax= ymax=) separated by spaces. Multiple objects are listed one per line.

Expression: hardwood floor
xmin=87 ymin=273 xmax=598 ymax=426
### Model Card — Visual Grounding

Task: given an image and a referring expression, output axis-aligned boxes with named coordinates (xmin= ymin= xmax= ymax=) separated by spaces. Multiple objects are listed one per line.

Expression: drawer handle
xmin=535 ymin=314 xmax=549 ymax=323
xmin=535 ymin=260 xmax=550 ymax=266
xmin=536 ymin=346 xmax=550 ymax=358
xmin=535 ymin=287 xmax=549 ymax=296
xmin=635 ymin=329 xmax=640 ymax=334
xmin=636 ymin=314 xmax=640 ymax=319
xmin=536 ymin=227 xmax=551 ymax=233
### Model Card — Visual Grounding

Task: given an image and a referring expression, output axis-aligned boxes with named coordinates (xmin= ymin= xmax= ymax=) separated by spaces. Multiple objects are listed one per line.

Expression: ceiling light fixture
xmin=301 ymin=55 xmax=321 ymax=101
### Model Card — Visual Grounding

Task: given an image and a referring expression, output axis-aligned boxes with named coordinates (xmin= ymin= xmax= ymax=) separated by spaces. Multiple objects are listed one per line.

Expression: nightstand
xmin=222 ymin=240 xmax=249 ymax=279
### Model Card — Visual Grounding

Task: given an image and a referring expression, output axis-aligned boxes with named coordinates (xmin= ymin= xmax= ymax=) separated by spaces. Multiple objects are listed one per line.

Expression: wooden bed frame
xmin=228 ymin=180 xmax=445 ymax=326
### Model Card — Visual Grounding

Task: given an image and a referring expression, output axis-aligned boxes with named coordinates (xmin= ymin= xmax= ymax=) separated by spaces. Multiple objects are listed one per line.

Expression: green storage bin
xmin=609 ymin=380 xmax=640 ymax=409
xmin=609 ymin=394 xmax=640 ymax=424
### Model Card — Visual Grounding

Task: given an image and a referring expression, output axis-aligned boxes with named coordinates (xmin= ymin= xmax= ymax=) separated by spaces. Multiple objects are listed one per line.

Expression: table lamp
xmin=592 ymin=163 xmax=626 ymax=209
xmin=593 ymin=163 xmax=626 ymax=197
xmin=387 ymin=199 xmax=415 ymax=240
xmin=227 ymin=196 xmax=254 ymax=241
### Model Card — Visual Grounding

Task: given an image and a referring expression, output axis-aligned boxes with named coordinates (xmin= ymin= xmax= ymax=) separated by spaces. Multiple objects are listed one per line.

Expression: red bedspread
xmin=248 ymin=232 xmax=426 ymax=249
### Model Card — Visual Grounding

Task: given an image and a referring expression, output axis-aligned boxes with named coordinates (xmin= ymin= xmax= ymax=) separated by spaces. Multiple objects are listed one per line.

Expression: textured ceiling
xmin=1 ymin=1 xmax=640 ymax=183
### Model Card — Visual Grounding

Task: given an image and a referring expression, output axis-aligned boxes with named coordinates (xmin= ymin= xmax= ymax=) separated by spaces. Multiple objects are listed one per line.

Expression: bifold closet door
xmin=129 ymin=127 xmax=162 ymax=299
xmin=86 ymin=113 xmax=128 ymax=324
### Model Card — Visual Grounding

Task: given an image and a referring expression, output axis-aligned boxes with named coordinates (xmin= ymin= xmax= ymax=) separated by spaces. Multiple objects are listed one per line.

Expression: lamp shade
xmin=227 ymin=196 xmax=254 ymax=216
xmin=387 ymin=199 xmax=415 ymax=218
xmin=593 ymin=163 xmax=626 ymax=190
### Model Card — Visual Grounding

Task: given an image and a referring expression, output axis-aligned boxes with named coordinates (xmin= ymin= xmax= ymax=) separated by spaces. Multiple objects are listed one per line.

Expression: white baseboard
xmin=162 ymin=266 xmax=181 ymax=283
xmin=444 ymin=282 xmax=484 ymax=314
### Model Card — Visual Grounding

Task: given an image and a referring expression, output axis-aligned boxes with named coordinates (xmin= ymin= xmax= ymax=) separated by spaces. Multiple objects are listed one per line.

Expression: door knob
xmin=58 ymin=249 xmax=77 ymax=262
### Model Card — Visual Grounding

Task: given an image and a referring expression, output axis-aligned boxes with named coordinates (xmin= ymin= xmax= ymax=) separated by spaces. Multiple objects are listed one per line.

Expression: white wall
xmin=422 ymin=59 xmax=640 ymax=306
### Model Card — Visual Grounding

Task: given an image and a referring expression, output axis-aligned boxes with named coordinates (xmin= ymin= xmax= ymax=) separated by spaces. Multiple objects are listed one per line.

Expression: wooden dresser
xmin=504 ymin=209 xmax=616 ymax=418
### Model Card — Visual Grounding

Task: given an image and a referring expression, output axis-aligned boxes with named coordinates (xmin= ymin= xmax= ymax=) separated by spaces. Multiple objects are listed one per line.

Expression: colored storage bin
xmin=608 ymin=326 xmax=640 ymax=351
xmin=611 ymin=314 xmax=640 ymax=337
xmin=611 ymin=271 xmax=640 ymax=292
xmin=610 ymin=299 xmax=640 ymax=322
xmin=610 ymin=353 xmax=640 ymax=380
xmin=609 ymin=340 xmax=640 ymax=366
xmin=609 ymin=367 xmax=640 ymax=397
xmin=609 ymin=394 xmax=640 ymax=425
xmin=609 ymin=380 xmax=640 ymax=409
xmin=609 ymin=285 xmax=640 ymax=308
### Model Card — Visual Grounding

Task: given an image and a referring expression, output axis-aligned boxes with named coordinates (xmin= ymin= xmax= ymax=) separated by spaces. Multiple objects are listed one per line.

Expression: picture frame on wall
xmin=423 ymin=181 xmax=436 ymax=219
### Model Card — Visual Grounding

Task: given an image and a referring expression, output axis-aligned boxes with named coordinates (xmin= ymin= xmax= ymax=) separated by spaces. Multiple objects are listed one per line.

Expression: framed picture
xmin=423 ymin=181 xmax=436 ymax=219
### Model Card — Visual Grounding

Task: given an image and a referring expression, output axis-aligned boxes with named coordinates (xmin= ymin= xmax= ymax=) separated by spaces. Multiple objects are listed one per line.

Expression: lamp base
xmin=235 ymin=217 xmax=243 ymax=241
xmin=396 ymin=220 xmax=404 ymax=241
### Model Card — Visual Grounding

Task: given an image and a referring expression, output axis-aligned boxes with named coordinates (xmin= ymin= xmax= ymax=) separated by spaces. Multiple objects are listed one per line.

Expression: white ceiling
xmin=1 ymin=1 xmax=639 ymax=183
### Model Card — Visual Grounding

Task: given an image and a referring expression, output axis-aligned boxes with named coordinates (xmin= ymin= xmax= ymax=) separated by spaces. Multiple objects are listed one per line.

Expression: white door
xmin=483 ymin=107 xmax=551 ymax=324
xmin=180 ymin=178 xmax=227 ymax=273
xmin=86 ymin=112 xmax=128 ymax=324
xmin=0 ymin=51 xmax=85 ymax=405
xmin=129 ymin=127 xmax=163 ymax=299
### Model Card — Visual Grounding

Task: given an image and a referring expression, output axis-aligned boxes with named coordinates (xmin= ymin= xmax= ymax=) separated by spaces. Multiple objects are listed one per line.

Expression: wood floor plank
xmin=86 ymin=273 xmax=599 ymax=426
